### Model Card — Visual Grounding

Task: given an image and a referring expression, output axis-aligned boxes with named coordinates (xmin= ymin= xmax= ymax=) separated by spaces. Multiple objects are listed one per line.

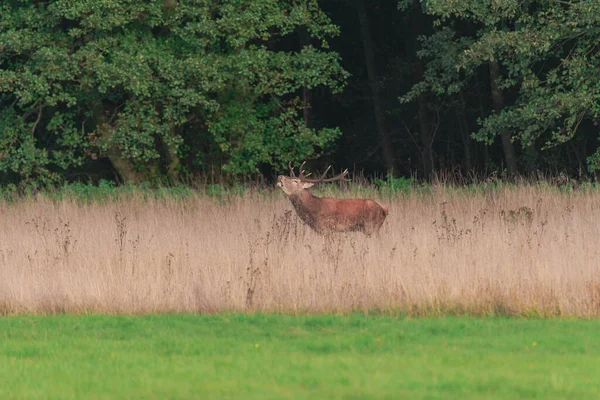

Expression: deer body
xmin=277 ymin=162 xmax=388 ymax=235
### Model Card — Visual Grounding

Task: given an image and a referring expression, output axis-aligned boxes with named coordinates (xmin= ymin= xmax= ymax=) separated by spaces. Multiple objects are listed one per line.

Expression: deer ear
xmin=301 ymin=182 xmax=314 ymax=189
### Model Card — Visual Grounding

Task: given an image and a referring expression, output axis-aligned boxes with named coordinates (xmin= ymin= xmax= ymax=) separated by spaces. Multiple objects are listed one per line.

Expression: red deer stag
xmin=277 ymin=162 xmax=388 ymax=235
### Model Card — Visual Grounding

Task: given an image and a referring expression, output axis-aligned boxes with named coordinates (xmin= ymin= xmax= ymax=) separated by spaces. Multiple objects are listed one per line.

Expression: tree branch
xmin=31 ymin=107 xmax=42 ymax=134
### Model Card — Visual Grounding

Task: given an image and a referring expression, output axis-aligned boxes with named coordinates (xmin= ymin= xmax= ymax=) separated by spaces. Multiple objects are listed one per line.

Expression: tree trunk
xmin=159 ymin=0 xmax=181 ymax=183
xmin=162 ymin=0 xmax=177 ymax=15
xmin=456 ymin=92 xmax=472 ymax=172
xmin=489 ymin=61 xmax=518 ymax=176
xmin=302 ymin=86 xmax=312 ymax=128
xmin=164 ymin=122 xmax=181 ymax=182
xmin=94 ymin=105 xmax=143 ymax=184
xmin=298 ymin=28 xmax=312 ymax=128
xmin=99 ymin=128 xmax=143 ymax=184
xmin=417 ymin=94 xmax=434 ymax=179
xmin=409 ymin=0 xmax=434 ymax=180
xmin=474 ymin=74 xmax=490 ymax=174
xmin=356 ymin=0 xmax=396 ymax=174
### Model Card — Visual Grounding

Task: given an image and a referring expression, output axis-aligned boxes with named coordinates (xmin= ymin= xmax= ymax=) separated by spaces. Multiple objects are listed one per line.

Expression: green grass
xmin=1 ymin=315 xmax=599 ymax=399
xmin=4 ymin=175 xmax=600 ymax=204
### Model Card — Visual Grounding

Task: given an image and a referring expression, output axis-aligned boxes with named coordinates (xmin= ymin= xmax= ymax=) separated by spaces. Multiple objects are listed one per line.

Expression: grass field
xmin=0 ymin=314 xmax=599 ymax=399
xmin=1 ymin=183 xmax=600 ymax=315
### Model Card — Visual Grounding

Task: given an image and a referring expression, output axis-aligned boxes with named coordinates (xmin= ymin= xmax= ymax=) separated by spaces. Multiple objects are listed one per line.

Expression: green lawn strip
xmin=0 ymin=314 xmax=598 ymax=399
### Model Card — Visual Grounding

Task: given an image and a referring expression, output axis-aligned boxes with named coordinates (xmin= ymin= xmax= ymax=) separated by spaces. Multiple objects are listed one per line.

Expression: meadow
xmin=1 ymin=314 xmax=600 ymax=399
xmin=1 ymin=181 xmax=599 ymax=316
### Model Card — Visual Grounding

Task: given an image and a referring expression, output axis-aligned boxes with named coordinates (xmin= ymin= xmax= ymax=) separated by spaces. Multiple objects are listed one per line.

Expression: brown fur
xmin=277 ymin=176 xmax=388 ymax=235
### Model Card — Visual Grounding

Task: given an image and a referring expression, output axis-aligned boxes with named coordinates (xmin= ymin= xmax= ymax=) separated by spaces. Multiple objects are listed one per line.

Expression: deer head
xmin=277 ymin=162 xmax=349 ymax=196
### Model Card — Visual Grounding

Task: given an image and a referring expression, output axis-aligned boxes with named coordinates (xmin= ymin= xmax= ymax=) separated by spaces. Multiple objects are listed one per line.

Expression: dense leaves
xmin=2 ymin=0 xmax=600 ymax=188
xmin=0 ymin=0 xmax=346 ymax=186
xmin=404 ymin=0 xmax=600 ymax=173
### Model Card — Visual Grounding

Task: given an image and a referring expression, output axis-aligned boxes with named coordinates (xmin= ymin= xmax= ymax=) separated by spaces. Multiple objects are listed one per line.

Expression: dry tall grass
xmin=1 ymin=185 xmax=600 ymax=316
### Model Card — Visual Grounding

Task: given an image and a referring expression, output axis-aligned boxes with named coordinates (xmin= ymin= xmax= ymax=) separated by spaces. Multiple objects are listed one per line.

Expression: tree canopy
xmin=1 ymin=0 xmax=600 ymax=188
xmin=405 ymin=0 xmax=600 ymax=174
xmin=0 ymin=0 xmax=346 ymax=187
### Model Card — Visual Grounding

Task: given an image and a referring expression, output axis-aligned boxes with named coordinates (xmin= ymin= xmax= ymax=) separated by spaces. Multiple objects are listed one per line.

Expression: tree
xmin=488 ymin=59 xmax=518 ymax=175
xmin=0 ymin=0 xmax=347 ymax=187
xmin=355 ymin=0 xmax=396 ymax=174
xmin=405 ymin=0 xmax=600 ymax=175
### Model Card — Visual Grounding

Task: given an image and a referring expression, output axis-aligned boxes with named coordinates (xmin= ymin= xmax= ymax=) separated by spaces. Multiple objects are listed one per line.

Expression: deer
xmin=277 ymin=162 xmax=388 ymax=235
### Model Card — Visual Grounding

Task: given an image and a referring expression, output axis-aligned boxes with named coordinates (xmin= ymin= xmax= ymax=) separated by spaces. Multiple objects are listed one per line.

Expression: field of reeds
xmin=1 ymin=182 xmax=600 ymax=316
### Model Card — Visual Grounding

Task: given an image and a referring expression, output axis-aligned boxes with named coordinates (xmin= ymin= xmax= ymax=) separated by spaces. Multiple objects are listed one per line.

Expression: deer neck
xmin=289 ymin=190 xmax=321 ymax=227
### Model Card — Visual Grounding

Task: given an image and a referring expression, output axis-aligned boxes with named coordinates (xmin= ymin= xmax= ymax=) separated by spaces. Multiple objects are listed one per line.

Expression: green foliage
xmin=43 ymin=179 xmax=197 ymax=203
xmin=409 ymin=0 xmax=600 ymax=172
xmin=203 ymin=182 xmax=249 ymax=198
xmin=0 ymin=0 xmax=347 ymax=186
xmin=374 ymin=174 xmax=418 ymax=195
xmin=208 ymin=98 xmax=342 ymax=175
xmin=400 ymin=27 xmax=470 ymax=102
xmin=5 ymin=177 xmax=600 ymax=205
xmin=1 ymin=314 xmax=600 ymax=398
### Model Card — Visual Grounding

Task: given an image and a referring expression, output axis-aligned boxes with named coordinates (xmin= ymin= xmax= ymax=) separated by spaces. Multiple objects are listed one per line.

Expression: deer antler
xmin=289 ymin=161 xmax=312 ymax=178
xmin=297 ymin=163 xmax=350 ymax=183
xmin=297 ymin=162 xmax=313 ymax=179
xmin=288 ymin=162 xmax=296 ymax=178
